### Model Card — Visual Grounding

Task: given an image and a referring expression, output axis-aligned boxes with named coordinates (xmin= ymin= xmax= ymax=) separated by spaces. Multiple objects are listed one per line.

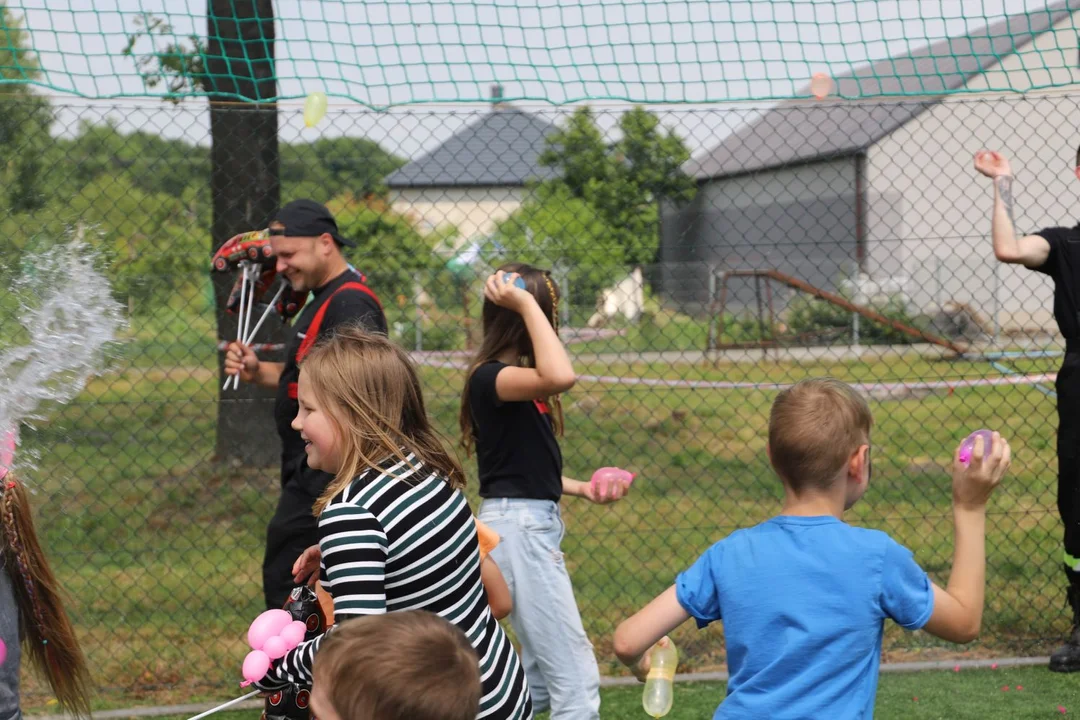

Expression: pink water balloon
xmin=242 ymin=650 xmax=271 ymax=685
xmin=0 ymin=638 xmax=6 ymax=666
xmin=0 ymin=427 xmax=17 ymax=480
xmin=247 ymin=609 xmax=292 ymax=650
xmin=958 ymin=429 xmax=994 ymax=466
xmin=590 ymin=467 xmax=635 ymax=499
xmin=810 ymin=72 xmax=833 ymax=100
xmin=280 ymin=620 xmax=307 ymax=650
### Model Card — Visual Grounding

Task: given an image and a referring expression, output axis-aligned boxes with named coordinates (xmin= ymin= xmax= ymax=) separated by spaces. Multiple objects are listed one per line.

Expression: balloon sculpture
xmin=590 ymin=467 xmax=635 ymax=498
xmin=242 ymin=610 xmax=308 ymax=686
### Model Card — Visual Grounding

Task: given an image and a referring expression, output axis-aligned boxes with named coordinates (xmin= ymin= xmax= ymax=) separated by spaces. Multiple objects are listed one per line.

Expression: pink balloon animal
xmin=241 ymin=609 xmax=308 ymax=686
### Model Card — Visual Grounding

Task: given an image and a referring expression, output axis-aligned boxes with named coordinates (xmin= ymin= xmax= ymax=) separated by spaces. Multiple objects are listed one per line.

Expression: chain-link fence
xmin=2 ymin=94 xmax=1075 ymax=700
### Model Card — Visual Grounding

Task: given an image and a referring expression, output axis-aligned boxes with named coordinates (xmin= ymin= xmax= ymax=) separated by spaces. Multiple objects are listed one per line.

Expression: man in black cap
xmin=225 ymin=199 xmax=388 ymax=610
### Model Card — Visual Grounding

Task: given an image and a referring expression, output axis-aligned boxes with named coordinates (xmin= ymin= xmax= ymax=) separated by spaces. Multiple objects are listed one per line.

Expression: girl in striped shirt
xmin=255 ymin=327 xmax=532 ymax=720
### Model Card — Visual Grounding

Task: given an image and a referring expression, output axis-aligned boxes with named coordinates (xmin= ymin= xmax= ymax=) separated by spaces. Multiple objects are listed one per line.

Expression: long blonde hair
xmin=1 ymin=476 xmax=91 ymax=717
xmin=302 ymin=327 xmax=466 ymax=515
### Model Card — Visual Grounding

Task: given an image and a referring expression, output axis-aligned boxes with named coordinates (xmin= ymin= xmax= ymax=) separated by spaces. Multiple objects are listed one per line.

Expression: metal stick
xmin=222 ymin=265 xmax=251 ymax=391
xmin=243 ymin=283 xmax=286 ymax=346
xmin=231 ymin=266 xmax=258 ymax=390
xmin=185 ymin=690 xmax=261 ymax=720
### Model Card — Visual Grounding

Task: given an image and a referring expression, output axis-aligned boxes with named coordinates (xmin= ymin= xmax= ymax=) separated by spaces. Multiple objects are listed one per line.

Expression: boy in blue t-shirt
xmin=613 ymin=378 xmax=1012 ymax=720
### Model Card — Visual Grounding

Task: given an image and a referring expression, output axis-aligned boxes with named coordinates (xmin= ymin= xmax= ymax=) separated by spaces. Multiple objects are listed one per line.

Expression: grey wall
xmin=661 ymin=156 xmax=859 ymax=314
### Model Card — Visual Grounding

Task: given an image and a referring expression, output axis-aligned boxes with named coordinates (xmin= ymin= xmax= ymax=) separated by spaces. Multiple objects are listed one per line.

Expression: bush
xmin=785 ymin=291 xmax=930 ymax=345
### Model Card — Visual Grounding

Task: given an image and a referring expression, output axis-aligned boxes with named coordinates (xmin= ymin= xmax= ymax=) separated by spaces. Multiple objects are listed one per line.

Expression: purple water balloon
xmin=958 ymin=429 xmax=994 ymax=466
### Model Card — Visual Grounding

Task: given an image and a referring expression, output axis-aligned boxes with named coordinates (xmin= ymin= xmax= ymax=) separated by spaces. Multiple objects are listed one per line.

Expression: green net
xmin=2 ymin=1 xmax=1080 ymax=107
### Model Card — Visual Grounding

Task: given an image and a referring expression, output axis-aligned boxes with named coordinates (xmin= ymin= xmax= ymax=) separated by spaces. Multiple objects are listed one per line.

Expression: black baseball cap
xmin=270 ymin=199 xmax=354 ymax=247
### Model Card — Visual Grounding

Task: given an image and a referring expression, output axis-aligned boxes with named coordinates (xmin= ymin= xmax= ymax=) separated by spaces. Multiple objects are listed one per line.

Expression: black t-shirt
xmin=468 ymin=361 xmax=563 ymax=501
xmin=1032 ymin=225 xmax=1080 ymax=340
xmin=274 ymin=268 xmax=388 ymax=497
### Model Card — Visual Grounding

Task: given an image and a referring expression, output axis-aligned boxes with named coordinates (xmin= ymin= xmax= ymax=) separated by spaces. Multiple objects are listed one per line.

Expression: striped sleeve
xmin=255 ymin=502 xmax=388 ymax=688
xmin=320 ymin=501 xmax=389 ymax=619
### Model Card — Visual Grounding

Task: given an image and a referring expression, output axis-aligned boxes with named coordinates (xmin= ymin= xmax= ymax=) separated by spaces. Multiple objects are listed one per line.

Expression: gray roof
xmin=386 ymin=108 xmax=559 ymax=188
xmin=687 ymin=0 xmax=1076 ymax=181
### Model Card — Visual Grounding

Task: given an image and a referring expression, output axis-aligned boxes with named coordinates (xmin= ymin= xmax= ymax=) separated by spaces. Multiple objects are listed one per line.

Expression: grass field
xmin=13 ymin=308 xmax=1074 ymax=703
xmin=34 ymin=667 xmax=1079 ymax=720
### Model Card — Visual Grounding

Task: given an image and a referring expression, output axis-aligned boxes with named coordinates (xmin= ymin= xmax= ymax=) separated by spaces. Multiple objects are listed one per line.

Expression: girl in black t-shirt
xmin=460 ymin=264 xmax=631 ymax=720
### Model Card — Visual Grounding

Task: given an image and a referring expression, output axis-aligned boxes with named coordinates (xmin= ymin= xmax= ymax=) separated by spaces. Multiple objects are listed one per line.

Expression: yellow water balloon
xmin=303 ymin=91 xmax=328 ymax=128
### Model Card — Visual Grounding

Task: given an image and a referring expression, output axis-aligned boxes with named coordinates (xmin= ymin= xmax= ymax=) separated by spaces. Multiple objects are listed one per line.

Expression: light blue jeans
xmin=479 ymin=498 xmax=601 ymax=720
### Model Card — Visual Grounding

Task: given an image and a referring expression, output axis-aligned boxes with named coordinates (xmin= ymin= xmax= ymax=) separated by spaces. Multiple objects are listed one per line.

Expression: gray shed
xmin=660 ymin=0 xmax=1075 ymax=314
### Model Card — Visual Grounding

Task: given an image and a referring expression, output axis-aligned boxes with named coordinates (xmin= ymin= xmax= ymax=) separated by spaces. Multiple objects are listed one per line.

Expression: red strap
xmin=296 ymin=281 xmax=383 ymax=362
xmin=287 ymin=382 xmax=298 ymax=399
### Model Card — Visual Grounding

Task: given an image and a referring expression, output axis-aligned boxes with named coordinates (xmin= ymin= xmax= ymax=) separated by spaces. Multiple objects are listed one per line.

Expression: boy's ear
xmin=847 ymin=446 xmax=862 ymax=478
xmin=848 ymin=444 xmax=869 ymax=479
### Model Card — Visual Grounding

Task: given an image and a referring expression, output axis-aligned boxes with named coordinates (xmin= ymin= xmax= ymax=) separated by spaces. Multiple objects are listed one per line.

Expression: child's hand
xmin=484 ymin=271 xmax=533 ymax=314
xmin=631 ymin=636 xmax=672 ymax=682
xmin=292 ymin=544 xmax=322 ymax=586
xmin=584 ymin=474 xmax=632 ymax=504
xmin=951 ymin=431 xmax=1011 ymax=511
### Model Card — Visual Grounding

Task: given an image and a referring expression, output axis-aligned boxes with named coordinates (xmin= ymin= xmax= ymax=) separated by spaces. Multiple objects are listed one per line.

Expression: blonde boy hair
xmin=768 ymin=378 xmax=873 ymax=491
xmin=312 ymin=611 xmax=481 ymax=720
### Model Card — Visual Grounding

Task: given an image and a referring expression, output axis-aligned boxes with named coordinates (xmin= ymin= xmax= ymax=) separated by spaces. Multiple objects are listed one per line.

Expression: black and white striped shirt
xmin=258 ymin=454 xmax=532 ymax=720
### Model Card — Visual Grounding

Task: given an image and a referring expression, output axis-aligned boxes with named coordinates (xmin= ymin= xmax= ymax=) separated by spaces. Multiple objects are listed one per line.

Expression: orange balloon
xmin=810 ymin=72 xmax=833 ymax=100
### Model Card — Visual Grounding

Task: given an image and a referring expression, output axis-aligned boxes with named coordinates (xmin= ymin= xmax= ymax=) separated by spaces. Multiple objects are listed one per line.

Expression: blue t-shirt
xmin=676 ymin=516 xmax=934 ymax=720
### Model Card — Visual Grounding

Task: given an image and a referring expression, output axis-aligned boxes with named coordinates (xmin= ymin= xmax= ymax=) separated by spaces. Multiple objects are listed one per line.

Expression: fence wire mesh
xmin=1 ymin=95 xmax=1074 ymax=698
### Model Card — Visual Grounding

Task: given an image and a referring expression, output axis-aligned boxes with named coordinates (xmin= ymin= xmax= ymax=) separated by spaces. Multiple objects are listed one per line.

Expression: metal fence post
xmin=851 ymin=265 xmax=861 ymax=348
xmin=414 ymin=270 xmax=423 ymax=351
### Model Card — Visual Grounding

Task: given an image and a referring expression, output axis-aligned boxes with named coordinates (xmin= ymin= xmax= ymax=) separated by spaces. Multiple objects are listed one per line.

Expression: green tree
xmin=1 ymin=4 xmax=52 ymax=214
xmin=538 ymin=106 xmax=695 ymax=266
xmin=489 ymin=183 xmax=612 ymax=306
xmin=280 ymin=137 xmax=405 ymax=202
xmin=500 ymin=106 xmax=696 ymax=304
xmin=334 ymin=196 xmax=442 ymax=287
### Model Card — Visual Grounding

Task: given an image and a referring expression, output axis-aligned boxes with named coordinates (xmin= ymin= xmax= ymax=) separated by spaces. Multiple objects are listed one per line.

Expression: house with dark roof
xmin=386 ymin=87 xmax=558 ymax=244
xmin=662 ymin=0 xmax=1078 ymax=332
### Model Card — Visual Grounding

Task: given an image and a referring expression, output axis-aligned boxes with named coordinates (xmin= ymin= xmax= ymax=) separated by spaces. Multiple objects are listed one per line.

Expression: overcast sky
xmin=7 ymin=0 xmax=1069 ymax=158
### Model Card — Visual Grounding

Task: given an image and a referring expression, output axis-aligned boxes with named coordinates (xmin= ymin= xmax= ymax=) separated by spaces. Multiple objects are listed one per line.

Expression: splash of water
xmin=0 ymin=239 xmax=125 ymax=477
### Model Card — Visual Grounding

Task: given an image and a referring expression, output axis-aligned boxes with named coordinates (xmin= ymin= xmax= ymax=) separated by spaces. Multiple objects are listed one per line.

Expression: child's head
xmin=311 ymin=610 xmax=481 ymax=720
xmin=481 ymin=262 xmax=560 ymax=360
xmin=459 ymin=262 xmax=563 ymax=454
xmin=768 ymin=378 xmax=873 ymax=507
xmin=295 ymin=326 xmax=466 ymax=514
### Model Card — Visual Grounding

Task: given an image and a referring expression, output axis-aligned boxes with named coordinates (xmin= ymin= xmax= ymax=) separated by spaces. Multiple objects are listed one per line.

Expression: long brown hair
xmin=1 ymin=476 xmax=91 ymax=717
xmin=302 ymin=327 xmax=466 ymax=515
xmin=458 ymin=262 xmax=565 ymax=457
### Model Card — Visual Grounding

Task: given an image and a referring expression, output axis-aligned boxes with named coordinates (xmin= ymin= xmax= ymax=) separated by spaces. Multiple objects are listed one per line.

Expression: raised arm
xmin=973 ymin=151 xmax=1050 ymax=268
xmin=485 ymin=271 xmax=576 ymax=402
